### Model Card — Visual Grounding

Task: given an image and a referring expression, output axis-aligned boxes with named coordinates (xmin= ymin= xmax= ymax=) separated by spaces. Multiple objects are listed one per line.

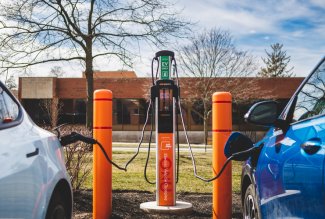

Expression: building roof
xmin=82 ymin=70 xmax=137 ymax=78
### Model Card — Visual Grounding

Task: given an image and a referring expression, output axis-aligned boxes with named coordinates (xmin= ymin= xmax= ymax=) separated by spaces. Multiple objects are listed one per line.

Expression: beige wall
xmin=20 ymin=77 xmax=55 ymax=99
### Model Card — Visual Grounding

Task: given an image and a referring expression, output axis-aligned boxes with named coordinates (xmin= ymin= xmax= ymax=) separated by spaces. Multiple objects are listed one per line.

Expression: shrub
xmin=47 ymin=125 xmax=92 ymax=190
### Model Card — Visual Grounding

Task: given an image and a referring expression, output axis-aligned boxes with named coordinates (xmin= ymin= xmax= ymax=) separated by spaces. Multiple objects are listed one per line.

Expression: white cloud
xmin=177 ymin=0 xmax=272 ymax=35
xmin=175 ymin=0 xmax=325 ymax=77
xmin=2 ymin=0 xmax=324 ymax=79
xmin=310 ymin=0 xmax=325 ymax=8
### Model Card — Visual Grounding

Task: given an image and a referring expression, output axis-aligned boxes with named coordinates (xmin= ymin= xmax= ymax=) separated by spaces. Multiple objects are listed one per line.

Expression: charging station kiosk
xmin=155 ymin=52 xmax=177 ymax=205
xmin=140 ymin=51 xmax=193 ymax=214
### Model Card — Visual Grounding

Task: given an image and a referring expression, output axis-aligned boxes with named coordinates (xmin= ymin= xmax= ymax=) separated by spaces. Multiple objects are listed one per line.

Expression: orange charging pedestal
xmin=212 ymin=92 xmax=232 ymax=219
xmin=140 ymin=50 xmax=192 ymax=215
xmin=93 ymin=89 xmax=113 ymax=219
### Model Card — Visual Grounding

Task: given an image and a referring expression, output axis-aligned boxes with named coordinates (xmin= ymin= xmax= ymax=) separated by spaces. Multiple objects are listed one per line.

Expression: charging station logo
xmin=160 ymin=56 xmax=170 ymax=79
xmin=161 ymin=137 xmax=172 ymax=150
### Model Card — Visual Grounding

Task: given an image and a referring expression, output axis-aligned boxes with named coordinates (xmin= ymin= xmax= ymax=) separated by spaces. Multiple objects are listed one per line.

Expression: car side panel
xmin=25 ymin=114 xmax=72 ymax=219
xmin=0 ymin=116 xmax=45 ymax=218
xmin=0 ymin=109 xmax=71 ymax=219
xmin=41 ymin=127 xmax=72 ymax=219
xmin=256 ymin=116 xmax=325 ymax=218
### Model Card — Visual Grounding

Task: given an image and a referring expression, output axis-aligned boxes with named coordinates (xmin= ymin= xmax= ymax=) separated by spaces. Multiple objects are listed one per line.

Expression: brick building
xmin=18 ymin=72 xmax=304 ymax=131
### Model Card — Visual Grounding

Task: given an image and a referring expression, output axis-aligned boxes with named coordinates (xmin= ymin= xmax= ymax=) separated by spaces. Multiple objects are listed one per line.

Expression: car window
xmin=292 ymin=60 xmax=325 ymax=122
xmin=0 ymin=86 xmax=19 ymax=124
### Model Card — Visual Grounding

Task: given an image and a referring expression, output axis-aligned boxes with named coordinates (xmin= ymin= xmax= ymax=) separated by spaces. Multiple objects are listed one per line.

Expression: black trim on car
xmin=290 ymin=113 xmax=325 ymax=126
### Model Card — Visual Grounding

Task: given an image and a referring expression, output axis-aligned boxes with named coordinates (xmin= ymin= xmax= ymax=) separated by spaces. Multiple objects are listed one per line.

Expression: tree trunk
xmin=203 ymin=116 xmax=208 ymax=152
xmin=85 ymin=40 xmax=93 ymax=129
xmin=86 ymin=74 xmax=93 ymax=129
xmin=51 ymin=97 xmax=59 ymax=128
xmin=203 ymin=102 xmax=208 ymax=152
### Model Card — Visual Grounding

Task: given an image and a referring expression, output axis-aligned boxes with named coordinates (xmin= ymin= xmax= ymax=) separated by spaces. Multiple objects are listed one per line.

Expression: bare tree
xmin=4 ymin=72 xmax=17 ymax=90
xmin=0 ymin=0 xmax=190 ymax=128
xmin=40 ymin=98 xmax=63 ymax=128
xmin=258 ymin=43 xmax=294 ymax=77
xmin=63 ymin=126 xmax=92 ymax=190
xmin=49 ymin=66 xmax=65 ymax=77
xmin=178 ymin=28 xmax=256 ymax=149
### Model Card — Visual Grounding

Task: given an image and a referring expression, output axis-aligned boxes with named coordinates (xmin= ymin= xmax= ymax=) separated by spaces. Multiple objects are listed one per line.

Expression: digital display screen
xmin=159 ymin=88 xmax=173 ymax=113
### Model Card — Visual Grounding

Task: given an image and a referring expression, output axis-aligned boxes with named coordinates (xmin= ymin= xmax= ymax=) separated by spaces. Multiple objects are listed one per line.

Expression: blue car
xmin=0 ymin=81 xmax=72 ymax=219
xmin=236 ymin=57 xmax=325 ymax=218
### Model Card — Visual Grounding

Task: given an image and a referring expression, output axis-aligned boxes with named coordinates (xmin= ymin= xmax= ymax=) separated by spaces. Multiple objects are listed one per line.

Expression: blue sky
xmin=3 ymin=0 xmax=324 ymax=79
xmin=171 ymin=0 xmax=325 ymax=77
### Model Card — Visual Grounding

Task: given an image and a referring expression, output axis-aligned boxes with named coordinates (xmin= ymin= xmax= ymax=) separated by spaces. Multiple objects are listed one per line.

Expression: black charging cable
xmin=172 ymin=57 xmax=260 ymax=182
xmin=151 ymin=57 xmax=159 ymax=85
xmin=175 ymin=102 xmax=180 ymax=183
xmin=144 ymin=103 xmax=155 ymax=184
xmin=60 ymin=132 xmax=127 ymax=171
xmin=196 ymin=146 xmax=260 ymax=182
xmin=59 ymin=99 xmax=153 ymax=172
xmin=123 ymin=99 xmax=152 ymax=169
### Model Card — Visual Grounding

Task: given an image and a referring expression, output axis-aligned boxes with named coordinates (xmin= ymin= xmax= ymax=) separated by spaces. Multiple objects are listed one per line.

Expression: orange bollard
xmin=93 ymin=89 xmax=113 ymax=219
xmin=212 ymin=92 xmax=232 ymax=219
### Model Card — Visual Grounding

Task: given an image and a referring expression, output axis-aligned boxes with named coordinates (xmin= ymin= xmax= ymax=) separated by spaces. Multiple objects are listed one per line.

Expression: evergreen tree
xmin=258 ymin=43 xmax=294 ymax=77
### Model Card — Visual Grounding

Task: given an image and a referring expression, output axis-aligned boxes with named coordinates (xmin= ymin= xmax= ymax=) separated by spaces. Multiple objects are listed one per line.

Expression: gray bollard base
xmin=140 ymin=201 xmax=193 ymax=215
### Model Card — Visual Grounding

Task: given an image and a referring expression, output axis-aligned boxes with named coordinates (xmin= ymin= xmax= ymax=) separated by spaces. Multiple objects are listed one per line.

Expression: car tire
xmin=243 ymin=184 xmax=261 ymax=219
xmin=45 ymin=191 xmax=69 ymax=219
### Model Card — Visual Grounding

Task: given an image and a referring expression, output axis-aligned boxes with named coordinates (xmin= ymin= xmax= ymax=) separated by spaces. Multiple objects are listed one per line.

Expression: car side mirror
xmin=224 ymin=132 xmax=254 ymax=161
xmin=244 ymin=101 xmax=278 ymax=126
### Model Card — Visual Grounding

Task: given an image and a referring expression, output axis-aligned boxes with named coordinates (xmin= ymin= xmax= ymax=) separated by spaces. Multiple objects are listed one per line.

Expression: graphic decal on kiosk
xmin=158 ymin=133 xmax=175 ymax=205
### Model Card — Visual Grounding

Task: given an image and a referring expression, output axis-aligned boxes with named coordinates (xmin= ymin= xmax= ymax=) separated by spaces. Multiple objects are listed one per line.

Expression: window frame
xmin=280 ymin=57 xmax=325 ymax=125
xmin=0 ymin=82 xmax=23 ymax=130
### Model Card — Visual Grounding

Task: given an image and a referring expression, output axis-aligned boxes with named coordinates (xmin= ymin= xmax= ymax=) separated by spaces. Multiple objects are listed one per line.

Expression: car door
xmin=257 ymin=58 xmax=325 ymax=218
xmin=0 ymin=84 xmax=45 ymax=218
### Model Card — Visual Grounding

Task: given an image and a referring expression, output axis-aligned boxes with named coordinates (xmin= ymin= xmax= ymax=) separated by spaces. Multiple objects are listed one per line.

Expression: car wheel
xmin=243 ymin=184 xmax=261 ymax=219
xmin=46 ymin=191 xmax=69 ymax=219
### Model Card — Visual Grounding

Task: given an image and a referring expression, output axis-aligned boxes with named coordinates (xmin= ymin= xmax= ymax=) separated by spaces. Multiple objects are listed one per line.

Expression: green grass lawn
xmin=83 ymin=151 xmax=242 ymax=194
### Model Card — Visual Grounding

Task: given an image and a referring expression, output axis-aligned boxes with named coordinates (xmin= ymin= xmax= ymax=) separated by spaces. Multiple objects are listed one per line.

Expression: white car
xmin=0 ymin=81 xmax=72 ymax=219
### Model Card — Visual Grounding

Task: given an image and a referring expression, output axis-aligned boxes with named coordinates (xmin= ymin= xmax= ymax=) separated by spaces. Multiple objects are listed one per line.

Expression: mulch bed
xmin=73 ymin=190 xmax=243 ymax=219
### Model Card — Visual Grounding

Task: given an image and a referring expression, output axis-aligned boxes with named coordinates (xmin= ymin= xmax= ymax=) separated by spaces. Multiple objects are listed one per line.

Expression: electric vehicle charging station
xmin=140 ymin=50 xmax=193 ymax=214
xmin=153 ymin=51 xmax=177 ymax=206
xmin=58 ymin=50 xmax=259 ymax=218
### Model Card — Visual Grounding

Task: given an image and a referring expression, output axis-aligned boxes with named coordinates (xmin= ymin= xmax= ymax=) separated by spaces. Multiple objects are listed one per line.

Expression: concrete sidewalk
xmin=112 ymin=142 xmax=212 ymax=152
